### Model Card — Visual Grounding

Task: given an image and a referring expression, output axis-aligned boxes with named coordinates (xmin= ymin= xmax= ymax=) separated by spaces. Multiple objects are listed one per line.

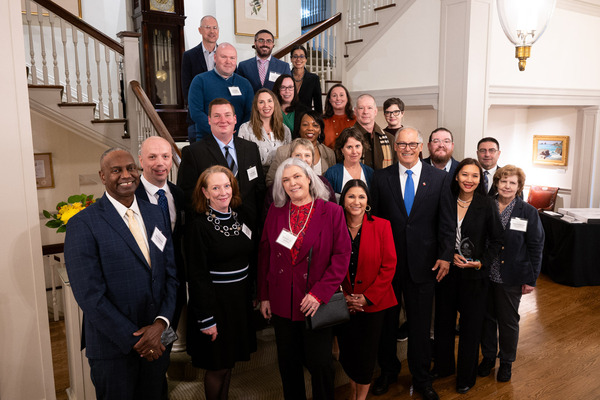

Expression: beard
xmin=431 ymin=150 xmax=452 ymax=165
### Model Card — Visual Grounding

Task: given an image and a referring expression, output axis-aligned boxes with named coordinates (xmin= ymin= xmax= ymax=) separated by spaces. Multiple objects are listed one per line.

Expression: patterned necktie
xmin=484 ymin=171 xmax=490 ymax=193
xmin=258 ymin=59 xmax=267 ymax=85
xmin=224 ymin=145 xmax=238 ymax=176
xmin=404 ymin=170 xmax=415 ymax=215
xmin=156 ymin=189 xmax=171 ymax=232
xmin=126 ymin=209 xmax=151 ymax=267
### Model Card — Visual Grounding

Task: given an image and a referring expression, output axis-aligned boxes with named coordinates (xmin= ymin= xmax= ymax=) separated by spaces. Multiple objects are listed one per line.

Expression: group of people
xmin=62 ymin=13 xmax=546 ymax=400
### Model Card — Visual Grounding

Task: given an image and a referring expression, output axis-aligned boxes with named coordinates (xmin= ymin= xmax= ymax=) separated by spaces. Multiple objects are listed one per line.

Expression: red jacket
xmin=341 ymin=215 xmax=397 ymax=313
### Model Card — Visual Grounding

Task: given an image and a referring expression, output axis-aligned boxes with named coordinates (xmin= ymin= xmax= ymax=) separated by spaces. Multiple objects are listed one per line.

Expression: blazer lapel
xmin=207 ymin=135 xmax=229 ymax=166
xmin=411 ymin=165 xmax=433 ymax=215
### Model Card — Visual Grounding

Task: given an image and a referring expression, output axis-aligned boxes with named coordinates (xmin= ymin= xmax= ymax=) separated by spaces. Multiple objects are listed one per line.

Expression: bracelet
xmin=475 ymin=260 xmax=481 ymax=270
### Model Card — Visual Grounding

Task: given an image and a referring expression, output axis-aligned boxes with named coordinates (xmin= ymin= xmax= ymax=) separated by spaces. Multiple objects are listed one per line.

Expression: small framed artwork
xmin=234 ymin=0 xmax=279 ymax=38
xmin=22 ymin=0 xmax=82 ymax=18
xmin=532 ymin=135 xmax=569 ymax=166
xmin=35 ymin=153 xmax=55 ymax=189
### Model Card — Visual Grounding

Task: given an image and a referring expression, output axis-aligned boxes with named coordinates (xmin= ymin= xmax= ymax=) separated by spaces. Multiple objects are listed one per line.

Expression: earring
xmin=365 ymin=205 xmax=371 ymax=212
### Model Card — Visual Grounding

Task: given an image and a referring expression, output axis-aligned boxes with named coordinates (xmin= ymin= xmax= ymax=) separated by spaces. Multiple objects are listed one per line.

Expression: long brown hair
xmin=250 ymin=89 xmax=285 ymax=141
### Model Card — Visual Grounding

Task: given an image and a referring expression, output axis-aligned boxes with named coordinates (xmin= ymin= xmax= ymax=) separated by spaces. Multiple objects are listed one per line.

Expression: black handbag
xmin=305 ymin=248 xmax=350 ymax=330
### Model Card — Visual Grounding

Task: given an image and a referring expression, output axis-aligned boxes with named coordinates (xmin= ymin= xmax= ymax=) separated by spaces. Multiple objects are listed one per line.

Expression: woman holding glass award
xmin=430 ymin=158 xmax=503 ymax=394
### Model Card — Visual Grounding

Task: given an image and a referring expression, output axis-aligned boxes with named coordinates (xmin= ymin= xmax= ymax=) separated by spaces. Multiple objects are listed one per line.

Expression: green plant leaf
xmin=43 ymin=210 xmax=53 ymax=218
xmin=57 ymin=226 xmax=66 ymax=233
xmin=46 ymin=220 xmax=63 ymax=228
xmin=56 ymin=202 xmax=67 ymax=209
xmin=68 ymin=194 xmax=85 ymax=203
xmin=86 ymin=194 xmax=94 ymax=202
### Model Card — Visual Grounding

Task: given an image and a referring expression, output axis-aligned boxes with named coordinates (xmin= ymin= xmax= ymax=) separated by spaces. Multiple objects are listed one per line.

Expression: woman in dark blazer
xmin=431 ymin=158 xmax=503 ymax=394
xmin=478 ymin=165 xmax=544 ymax=383
xmin=258 ymin=157 xmax=351 ymax=400
xmin=336 ymin=180 xmax=397 ymax=400
xmin=290 ymin=44 xmax=323 ymax=113
xmin=273 ymin=74 xmax=308 ymax=136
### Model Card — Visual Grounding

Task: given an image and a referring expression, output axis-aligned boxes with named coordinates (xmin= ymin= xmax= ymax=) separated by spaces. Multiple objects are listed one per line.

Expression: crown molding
xmin=557 ymin=0 xmax=600 ymax=17
xmin=350 ymin=86 xmax=439 ymax=109
xmin=488 ymin=85 xmax=600 ymax=107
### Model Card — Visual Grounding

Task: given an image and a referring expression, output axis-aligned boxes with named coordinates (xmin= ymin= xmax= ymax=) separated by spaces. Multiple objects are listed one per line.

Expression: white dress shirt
xmin=140 ymin=175 xmax=176 ymax=232
xmin=398 ymin=160 xmax=423 ymax=199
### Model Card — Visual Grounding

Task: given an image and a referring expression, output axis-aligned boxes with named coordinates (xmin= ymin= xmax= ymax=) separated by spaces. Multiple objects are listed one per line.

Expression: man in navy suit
xmin=237 ymin=29 xmax=291 ymax=93
xmin=181 ymin=15 xmax=219 ymax=143
xmin=137 ymin=136 xmax=186 ymax=331
xmin=477 ymin=137 xmax=502 ymax=196
xmin=370 ymin=127 xmax=455 ymax=400
xmin=64 ymin=148 xmax=178 ymax=400
xmin=422 ymin=127 xmax=460 ymax=176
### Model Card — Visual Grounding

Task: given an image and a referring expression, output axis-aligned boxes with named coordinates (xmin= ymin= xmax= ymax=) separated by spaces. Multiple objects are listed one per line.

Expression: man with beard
xmin=237 ymin=29 xmax=291 ymax=93
xmin=423 ymin=127 xmax=459 ymax=176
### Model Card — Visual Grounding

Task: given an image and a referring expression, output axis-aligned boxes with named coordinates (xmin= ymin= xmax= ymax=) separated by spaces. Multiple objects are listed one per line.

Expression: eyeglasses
xmin=280 ymin=85 xmax=295 ymax=92
xmin=431 ymin=139 xmax=453 ymax=145
xmin=477 ymin=148 xmax=498 ymax=154
xmin=256 ymin=38 xmax=274 ymax=44
xmin=384 ymin=110 xmax=402 ymax=117
xmin=201 ymin=25 xmax=219 ymax=30
xmin=395 ymin=142 xmax=421 ymax=149
xmin=291 ymin=55 xmax=306 ymax=60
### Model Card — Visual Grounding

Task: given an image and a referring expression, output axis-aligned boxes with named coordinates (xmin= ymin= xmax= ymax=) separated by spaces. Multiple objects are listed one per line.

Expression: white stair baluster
xmin=72 ymin=25 xmax=82 ymax=102
xmin=105 ymin=46 xmax=114 ymax=119
xmin=36 ymin=4 xmax=49 ymax=84
xmin=95 ymin=41 xmax=104 ymax=120
xmin=49 ymin=12 xmax=60 ymax=86
xmin=60 ymin=19 xmax=72 ymax=102
xmin=25 ymin=0 xmax=37 ymax=84
xmin=84 ymin=33 xmax=93 ymax=103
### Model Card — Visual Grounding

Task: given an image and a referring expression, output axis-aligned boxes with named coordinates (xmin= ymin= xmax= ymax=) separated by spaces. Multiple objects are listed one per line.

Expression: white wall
xmin=81 ymin=0 xmax=130 ymax=39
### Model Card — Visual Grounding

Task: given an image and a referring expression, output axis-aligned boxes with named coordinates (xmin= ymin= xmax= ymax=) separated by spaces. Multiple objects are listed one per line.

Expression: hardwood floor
xmin=50 ymin=274 xmax=600 ymax=399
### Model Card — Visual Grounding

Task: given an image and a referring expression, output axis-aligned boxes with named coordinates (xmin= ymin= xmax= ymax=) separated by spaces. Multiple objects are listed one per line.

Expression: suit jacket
xmin=371 ymin=162 xmax=455 ymax=283
xmin=177 ymin=134 xmax=266 ymax=229
xmin=237 ymin=56 xmax=291 ymax=93
xmin=135 ymin=180 xmax=186 ymax=329
xmin=341 ymin=215 xmax=397 ymax=313
xmin=323 ymin=162 xmax=374 ymax=194
xmin=422 ymin=156 xmax=460 ymax=177
xmin=351 ymin=122 xmax=397 ymax=169
xmin=296 ymin=69 xmax=323 ymax=113
xmin=258 ymin=199 xmax=351 ymax=321
xmin=64 ymin=195 xmax=178 ymax=359
xmin=181 ymin=43 xmax=210 ymax=126
xmin=497 ymin=197 xmax=545 ymax=286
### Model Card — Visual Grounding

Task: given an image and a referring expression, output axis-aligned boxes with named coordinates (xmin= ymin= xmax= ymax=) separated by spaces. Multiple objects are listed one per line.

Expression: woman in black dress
xmin=290 ymin=44 xmax=323 ymax=113
xmin=187 ymin=165 xmax=256 ymax=400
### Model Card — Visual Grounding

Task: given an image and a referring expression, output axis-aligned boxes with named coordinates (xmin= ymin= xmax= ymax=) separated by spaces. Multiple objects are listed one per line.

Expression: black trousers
xmin=433 ymin=266 xmax=488 ymax=388
xmin=376 ymin=278 xmax=403 ymax=376
xmin=481 ymin=282 xmax=523 ymax=363
xmin=271 ymin=315 xmax=335 ymax=400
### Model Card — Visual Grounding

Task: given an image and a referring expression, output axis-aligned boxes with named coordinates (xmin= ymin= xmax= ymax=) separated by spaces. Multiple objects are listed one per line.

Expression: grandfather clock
xmin=132 ymin=0 xmax=188 ymax=141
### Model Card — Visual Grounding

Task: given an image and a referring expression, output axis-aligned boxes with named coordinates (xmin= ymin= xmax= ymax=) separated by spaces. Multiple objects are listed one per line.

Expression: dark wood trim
xmin=273 ymin=13 xmax=342 ymax=59
xmin=32 ymin=0 xmax=123 ymax=54
xmin=359 ymin=22 xmax=379 ymax=29
xmin=42 ymin=243 xmax=64 ymax=256
xmin=374 ymin=3 xmax=397 ymax=12
xmin=91 ymin=119 xmax=128 ymax=124
xmin=58 ymin=102 xmax=96 ymax=107
xmin=344 ymin=39 xmax=363 ymax=45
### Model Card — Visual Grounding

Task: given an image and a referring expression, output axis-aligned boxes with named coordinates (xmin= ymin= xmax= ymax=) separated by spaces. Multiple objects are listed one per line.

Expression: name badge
xmin=242 ymin=223 xmax=252 ymax=239
xmin=228 ymin=86 xmax=242 ymax=96
xmin=151 ymin=227 xmax=167 ymax=252
xmin=276 ymin=229 xmax=297 ymax=249
xmin=247 ymin=165 xmax=258 ymax=181
xmin=268 ymin=71 xmax=280 ymax=82
xmin=510 ymin=217 xmax=528 ymax=232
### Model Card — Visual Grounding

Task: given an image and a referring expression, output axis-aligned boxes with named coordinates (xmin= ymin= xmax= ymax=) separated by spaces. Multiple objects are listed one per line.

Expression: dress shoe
xmin=457 ymin=385 xmax=471 ymax=394
xmin=497 ymin=362 xmax=512 ymax=382
xmin=397 ymin=322 xmax=408 ymax=342
xmin=415 ymin=386 xmax=440 ymax=400
xmin=477 ymin=357 xmax=495 ymax=377
xmin=429 ymin=368 xmax=453 ymax=380
xmin=371 ymin=374 xmax=397 ymax=395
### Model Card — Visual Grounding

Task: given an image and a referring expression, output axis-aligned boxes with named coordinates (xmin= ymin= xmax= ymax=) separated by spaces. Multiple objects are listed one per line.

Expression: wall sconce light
xmin=497 ymin=0 xmax=556 ymax=71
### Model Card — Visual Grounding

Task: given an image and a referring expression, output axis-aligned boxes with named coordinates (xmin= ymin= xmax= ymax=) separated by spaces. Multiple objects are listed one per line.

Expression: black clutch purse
xmin=305 ymin=248 xmax=350 ymax=330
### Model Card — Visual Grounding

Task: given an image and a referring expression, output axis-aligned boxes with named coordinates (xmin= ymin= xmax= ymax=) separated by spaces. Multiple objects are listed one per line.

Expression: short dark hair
xmin=208 ymin=98 xmax=235 ymax=116
xmin=291 ymin=44 xmax=307 ymax=58
xmin=334 ymin=128 xmax=366 ymax=161
xmin=339 ymin=179 xmax=374 ymax=221
xmin=383 ymin=97 xmax=405 ymax=112
xmin=429 ymin=127 xmax=454 ymax=143
xmin=450 ymin=158 xmax=486 ymax=197
xmin=477 ymin=137 xmax=500 ymax=150
xmin=254 ymin=29 xmax=274 ymax=41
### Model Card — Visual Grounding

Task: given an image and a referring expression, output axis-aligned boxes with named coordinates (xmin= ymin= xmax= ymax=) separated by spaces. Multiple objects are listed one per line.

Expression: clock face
xmin=149 ymin=0 xmax=175 ymax=13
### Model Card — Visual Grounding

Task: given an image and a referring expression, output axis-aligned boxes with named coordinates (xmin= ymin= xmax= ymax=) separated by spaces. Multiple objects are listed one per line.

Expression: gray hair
xmin=289 ymin=138 xmax=314 ymax=159
xmin=395 ymin=126 xmax=424 ymax=144
xmin=272 ymin=157 xmax=330 ymax=207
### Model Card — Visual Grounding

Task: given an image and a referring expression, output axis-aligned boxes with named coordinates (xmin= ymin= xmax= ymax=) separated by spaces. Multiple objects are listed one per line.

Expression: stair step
xmin=359 ymin=21 xmax=379 ymax=29
xmin=91 ymin=118 xmax=127 ymax=124
xmin=344 ymin=39 xmax=363 ymax=45
xmin=325 ymin=80 xmax=342 ymax=84
xmin=374 ymin=3 xmax=397 ymax=12
xmin=58 ymin=102 xmax=96 ymax=108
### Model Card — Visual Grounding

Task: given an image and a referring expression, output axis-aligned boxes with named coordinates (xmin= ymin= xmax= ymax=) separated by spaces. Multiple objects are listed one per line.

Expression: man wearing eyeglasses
xmin=182 ymin=15 xmax=220 ymax=143
xmin=476 ymin=137 xmax=502 ymax=196
xmin=383 ymin=97 xmax=405 ymax=136
xmin=370 ymin=127 xmax=454 ymax=399
xmin=423 ymin=127 xmax=460 ymax=176
xmin=237 ymin=29 xmax=291 ymax=93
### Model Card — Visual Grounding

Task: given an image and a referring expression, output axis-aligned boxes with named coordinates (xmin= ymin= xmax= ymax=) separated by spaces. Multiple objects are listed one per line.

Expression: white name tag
xmin=242 ymin=223 xmax=252 ymax=239
xmin=151 ymin=227 xmax=167 ymax=252
xmin=247 ymin=165 xmax=258 ymax=181
xmin=228 ymin=86 xmax=242 ymax=96
xmin=268 ymin=71 xmax=280 ymax=82
xmin=276 ymin=229 xmax=297 ymax=249
xmin=510 ymin=217 xmax=528 ymax=232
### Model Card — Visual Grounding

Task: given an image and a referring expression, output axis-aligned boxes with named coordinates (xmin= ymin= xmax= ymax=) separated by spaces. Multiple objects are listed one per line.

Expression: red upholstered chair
xmin=527 ymin=186 xmax=559 ymax=211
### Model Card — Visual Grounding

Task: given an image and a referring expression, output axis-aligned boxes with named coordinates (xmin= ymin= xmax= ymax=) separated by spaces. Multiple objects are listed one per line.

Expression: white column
xmin=571 ymin=107 xmax=600 ymax=207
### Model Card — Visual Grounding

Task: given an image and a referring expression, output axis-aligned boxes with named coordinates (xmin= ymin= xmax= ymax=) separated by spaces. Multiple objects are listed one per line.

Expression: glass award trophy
xmin=459 ymin=237 xmax=474 ymax=262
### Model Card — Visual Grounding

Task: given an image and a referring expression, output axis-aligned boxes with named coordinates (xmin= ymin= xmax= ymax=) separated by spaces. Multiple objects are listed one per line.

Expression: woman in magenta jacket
xmin=258 ymin=157 xmax=351 ymax=400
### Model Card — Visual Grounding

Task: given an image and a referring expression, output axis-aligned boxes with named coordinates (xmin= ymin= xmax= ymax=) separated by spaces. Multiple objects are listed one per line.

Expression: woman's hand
xmin=201 ymin=325 xmax=218 ymax=342
xmin=345 ymin=293 xmax=366 ymax=313
xmin=260 ymin=300 xmax=272 ymax=320
xmin=300 ymin=293 xmax=320 ymax=317
xmin=522 ymin=284 xmax=535 ymax=295
xmin=454 ymin=254 xmax=481 ymax=270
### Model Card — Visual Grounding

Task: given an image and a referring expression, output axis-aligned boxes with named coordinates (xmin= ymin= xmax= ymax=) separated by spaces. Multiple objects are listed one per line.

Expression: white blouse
xmin=238 ymin=122 xmax=292 ymax=168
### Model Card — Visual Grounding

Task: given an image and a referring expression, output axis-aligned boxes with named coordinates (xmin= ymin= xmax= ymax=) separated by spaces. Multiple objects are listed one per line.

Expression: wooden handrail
xmin=273 ymin=13 xmax=342 ymax=59
xmin=32 ymin=0 xmax=123 ymax=54
xmin=130 ymin=80 xmax=182 ymax=164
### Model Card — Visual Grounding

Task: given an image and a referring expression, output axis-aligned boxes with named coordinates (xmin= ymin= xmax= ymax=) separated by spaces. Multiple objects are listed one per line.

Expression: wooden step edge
xmin=358 ymin=22 xmax=379 ymax=29
xmin=324 ymin=80 xmax=342 ymax=84
xmin=58 ymin=102 xmax=96 ymax=107
xmin=344 ymin=55 xmax=349 ymax=58
xmin=344 ymin=39 xmax=363 ymax=45
xmin=374 ymin=3 xmax=397 ymax=12
xmin=28 ymin=84 xmax=64 ymax=90
xmin=91 ymin=118 xmax=127 ymax=124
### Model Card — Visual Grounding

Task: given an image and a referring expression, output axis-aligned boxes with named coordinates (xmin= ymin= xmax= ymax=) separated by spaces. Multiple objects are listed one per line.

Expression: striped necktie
xmin=258 ymin=59 xmax=268 ymax=85
xmin=224 ymin=145 xmax=238 ymax=176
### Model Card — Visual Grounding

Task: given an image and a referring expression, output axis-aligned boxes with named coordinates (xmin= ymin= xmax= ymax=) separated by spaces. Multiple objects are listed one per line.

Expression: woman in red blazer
xmin=258 ymin=157 xmax=351 ymax=400
xmin=336 ymin=179 xmax=397 ymax=400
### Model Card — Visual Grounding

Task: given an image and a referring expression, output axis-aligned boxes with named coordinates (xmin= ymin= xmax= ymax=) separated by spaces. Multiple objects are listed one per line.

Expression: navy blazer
xmin=64 ymin=195 xmax=178 ymax=359
xmin=237 ymin=56 xmax=291 ymax=92
xmin=422 ymin=156 xmax=460 ymax=177
xmin=497 ymin=197 xmax=545 ymax=286
xmin=181 ymin=43 xmax=210 ymax=126
xmin=371 ymin=162 xmax=455 ymax=283
xmin=323 ymin=163 xmax=374 ymax=194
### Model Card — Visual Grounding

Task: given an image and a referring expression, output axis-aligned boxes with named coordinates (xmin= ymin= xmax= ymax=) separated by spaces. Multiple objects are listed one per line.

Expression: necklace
xmin=457 ymin=197 xmax=472 ymax=204
xmin=293 ymin=69 xmax=305 ymax=82
xmin=348 ymin=222 xmax=363 ymax=229
xmin=206 ymin=207 xmax=241 ymax=236
xmin=288 ymin=200 xmax=314 ymax=236
xmin=457 ymin=202 xmax=470 ymax=209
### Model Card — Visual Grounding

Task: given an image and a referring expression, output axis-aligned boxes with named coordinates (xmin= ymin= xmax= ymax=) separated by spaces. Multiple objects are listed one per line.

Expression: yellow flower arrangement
xmin=43 ymin=194 xmax=96 ymax=233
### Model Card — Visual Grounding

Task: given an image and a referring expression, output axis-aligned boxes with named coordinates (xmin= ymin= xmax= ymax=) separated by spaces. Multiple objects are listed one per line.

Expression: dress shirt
xmin=213 ymin=134 xmax=238 ymax=167
xmin=483 ymin=165 xmax=498 ymax=193
xmin=140 ymin=175 xmax=176 ymax=232
xmin=426 ymin=157 xmax=453 ymax=173
xmin=202 ymin=42 xmax=217 ymax=71
xmin=398 ymin=160 xmax=422 ymax=199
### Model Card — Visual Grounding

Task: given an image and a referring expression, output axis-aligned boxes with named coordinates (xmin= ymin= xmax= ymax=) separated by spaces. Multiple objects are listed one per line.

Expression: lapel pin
xmin=423 ymin=182 xmax=427 ymax=186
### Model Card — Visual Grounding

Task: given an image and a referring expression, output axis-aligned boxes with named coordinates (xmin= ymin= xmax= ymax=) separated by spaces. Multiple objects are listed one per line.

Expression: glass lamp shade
xmin=497 ymin=0 xmax=556 ymax=70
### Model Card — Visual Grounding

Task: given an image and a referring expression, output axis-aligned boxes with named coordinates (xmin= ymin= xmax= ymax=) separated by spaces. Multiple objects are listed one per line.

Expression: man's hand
xmin=201 ymin=325 xmax=218 ymax=342
xmin=432 ymin=259 xmax=450 ymax=282
xmin=133 ymin=320 xmax=167 ymax=361
xmin=260 ymin=300 xmax=272 ymax=320
xmin=522 ymin=284 xmax=535 ymax=295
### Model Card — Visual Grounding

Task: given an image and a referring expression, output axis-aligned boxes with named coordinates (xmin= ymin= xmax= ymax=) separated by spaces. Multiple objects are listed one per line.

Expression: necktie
xmin=404 ymin=170 xmax=415 ymax=215
xmin=224 ymin=145 xmax=238 ymax=176
xmin=156 ymin=189 xmax=171 ymax=232
xmin=258 ymin=59 xmax=267 ymax=85
xmin=484 ymin=171 xmax=490 ymax=193
xmin=126 ymin=209 xmax=151 ymax=267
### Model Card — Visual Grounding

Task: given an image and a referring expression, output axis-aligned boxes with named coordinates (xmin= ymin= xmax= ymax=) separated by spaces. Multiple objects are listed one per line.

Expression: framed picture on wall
xmin=35 ymin=153 xmax=55 ymax=189
xmin=234 ymin=0 xmax=279 ymax=38
xmin=22 ymin=0 xmax=82 ymax=18
xmin=532 ymin=135 xmax=569 ymax=166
